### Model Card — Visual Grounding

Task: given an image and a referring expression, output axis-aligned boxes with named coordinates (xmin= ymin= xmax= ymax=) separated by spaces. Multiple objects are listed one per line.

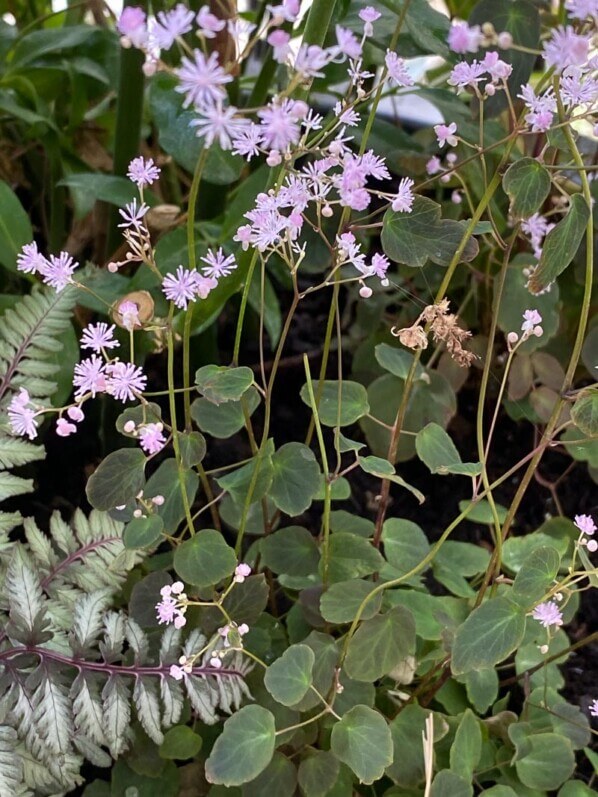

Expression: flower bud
xmin=152 ymin=494 xmax=165 ymax=506
xmin=587 ymin=539 xmax=597 ymax=552
xmin=321 ymin=204 xmax=333 ymax=218
xmin=142 ymin=59 xmax=157 ymax=77
xmin=507 ymin=331 xmax=519 ymax=346
xmin=485 ymin=82 xmax=496 ymax=96
xmin=123 ymin=420 xmax=136 ymax=433
xmin=497 ymin=31 xmax=513 ymax=49
xmin=267 ymin=150 xmax=282 ymax=167
xmin=359 ymin=285 xmax=373 ymax=299
xmin=133 ymin=509 xmax=143 ymax=518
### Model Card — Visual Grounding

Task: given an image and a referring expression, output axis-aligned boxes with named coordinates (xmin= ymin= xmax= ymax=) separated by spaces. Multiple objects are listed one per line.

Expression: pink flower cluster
xmin=532 ymin=600 xmax=563 ymax=629
xmin=17 ymin=242 xmax=79 ymax=293
xmin=156 ymin=581 xmax=188 ymax=629
xmin=575 ymin=513 xmax=597 ymax=553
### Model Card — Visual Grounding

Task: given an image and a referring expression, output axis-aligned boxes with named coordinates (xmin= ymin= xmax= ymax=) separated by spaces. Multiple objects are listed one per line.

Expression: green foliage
xmin=502 ymin=158 xmax=551 ymax=220
xmin=173 ymin=529 xmax=237 ymax=587
xmin=204 ymin=706 xmax=276 ymax=787
xmin=330 ymin=705 xmax=393 ymax=785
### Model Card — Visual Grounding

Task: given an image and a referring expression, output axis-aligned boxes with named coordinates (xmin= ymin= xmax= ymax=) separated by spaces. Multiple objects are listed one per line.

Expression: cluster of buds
xmin=169 ymin=654 xmax=194 ymax=680
xmin=115 ymin=489 xmax=165 ymax=517
xmin=123 ymin=418 xmax=167 ymax=455
xmin=506 ymin=309 xmax=543 ymax=351
xmin=208 ymin=622 xmax=250 ymax=668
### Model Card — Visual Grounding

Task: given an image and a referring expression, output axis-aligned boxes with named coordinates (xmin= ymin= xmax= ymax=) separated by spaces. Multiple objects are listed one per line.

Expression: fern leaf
xmin=31 ymin=668 xmax=72 ymax=755
xmin=71 ymin=590 xmax=112 ymax=651
xmin=72 ymin=735 xmax=112 ymax=769
xmin=0 ymin=725 xmax=23 ymax=795
xmin=0 ymin=285 xmax=77 ymax=404
xmin=101 ymin=675 xmax=130 ymax=756
xmin=160 ymin=675 xmax=184 ymax=728
xmin=184 ymin=675 xmax=218 ymax=725
xmin=0 ymin=512 xmax=20 ymax=542
xmin=22 ymin=518 xmax=58 ymax=573
xmin=0 ymin=435 xmax=44 ymax=471
xmin=133 ymin=677 xmax=164 ymax=745
xmin=99 ymin=611 xmax=126 ymax=662
xmin=159 ymin=625 xmax=182 ymax=664
xmin=125 ymin=617 xmax=149 ymax=662
xmin=0 ymin=473 xmax=33 ymax=502
xmin=47 ymin=511 xmax=78 ymax=556
xmin=5 ymin=547 xmax=46 ymax=635
xmin=71 ymin=674 xmax=107 ymax=747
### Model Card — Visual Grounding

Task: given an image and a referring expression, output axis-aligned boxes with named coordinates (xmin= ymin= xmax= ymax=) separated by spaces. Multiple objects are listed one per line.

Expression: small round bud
xmin=446 ymin=152 xmax=457 ymax=165
xmin=267 ymin=150 xmax=282 ymax=167
xmin=120 ymin=35 xmax=132 ymax=48
xmin=533 ymin=325 xmax=543 ymax=337
xmin=359 ymin=285 xmax=373 ymax=299
xmin=485 ymin=82 xmax=496 ymax=96
xmin=152 ymin=494 xmax=165 ymax=506
xmin=482 ymin=22 xmax=495 ymax=37
xmin=497 ymin=31 xmax=513 ymax=49
xmin=108 ymin=262 xmax=119 ymax=273
xmin=321 ymin=204 xmax=333 ymax=218
xmin=142 ymin=60 xmax=157 ymax=77
xmin=451 ymin=190 xmax=462 ymax=205
xmin=539 ymin=644 xmax=549 ymax=655
xmin=133 ymin=509 xmax=143 ymax=518
xmin=290 ymin=100 xmax=309 ymax=120
xmin=123 ymin=420 xmax=136 ymax=434
xmin=440 ymin=173 xmax=451 ymax=184
xmin=587 ymin=539 xmax=598 ymax=552
xmin=507 ymin=331 xmax=519 ymax=346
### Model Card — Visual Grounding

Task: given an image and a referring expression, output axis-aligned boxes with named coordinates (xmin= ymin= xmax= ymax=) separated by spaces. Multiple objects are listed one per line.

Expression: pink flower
xmin=482 ymin=51 xmax=512 ymax=82
xmin=41 ymin=251 xmax=78 ymax=292
xmin=73 ymin=355 xmax=107 ymax=399
xmin=566 ymin=0 xmax=598 ymax=20
xmin=169 ymin=664 xmax=185 ymax=680
xmin=385 ymin=51 xmax=414 ymax=87
xmin=190 ymin=102 xmax=248 ymax=150
xmin=426 ymin=156 xmax=442 ymax=175
xmin=268 ymin=29 xmax=291 ymax=64
xmin=294 ymin=44 xmax=332 ymax=78
xmin=575 ymin=514 xmax=596 ymax=536
xmin=8 ymin=389 xmax=38 ymax=440
xmin=448 ymin=60 xmax=486 ymax=89
xmin=543 ymin=25 xmax=590 ymax=72
xmin=434 ymin=122 xmax=458 ymax=148
xmin=67 ymin=405 xmax=84 ymax=422
xmin=175 ymin=50 xmax=232 ymax=109
xmin=152 ymin=4 xmax=195 ymax=50
xmin=127 ymin=156 xmax=160 ymax=188
xmin=201 ymin=247 xmax=237 ymax=279
xmin=156 ymin=583 xmax=187 ymax=627
xmin=118 ymin=199 xmax=149 ymax=230
xmin=80 ymin=322 xmax=119 ymax=353
xmin=359 ymin=6 xmax=381 ymax=37
xmin=197 ymin=5 xmax=226 ymax=38
xmin=105 ymin=361 xmax=147 ymax=402
xmin=138 ymin=422 xmax=166 ymax=454
xmin=234 ymin=563 xmax=251 ymax=583
xmin=589 ymin=698 xmax=598 ymax=717
xmin=195 ymin=275 xmax=218 ymax=298
xmin=521 ymin=309 xmax=542 ymax=334
xmin=17 ymin=242 xmax=47 ymax=274
xmin=532 ymin=601 xmax=563 ymax=628
xmin=56 ymin=418 xmax=77 ymax=437
xmin=335 ymin=25 xmax=362 ymax=61
xmin=117 ymin=300 xmax=142 ymax=331
xmin=231 ymin=123 xmax=263 ymax=161
xmin=162 ymin=266 xmax=200 ymax=309
xmin=258 ymin=98 xmax=301 ymax=152
xmin=117 ymin=6 xmax=147 ymax=47
xmin=392 ymin=177 xmax=415 ymax=213
xmin=448 ymin=21 xmax=483 ymax=54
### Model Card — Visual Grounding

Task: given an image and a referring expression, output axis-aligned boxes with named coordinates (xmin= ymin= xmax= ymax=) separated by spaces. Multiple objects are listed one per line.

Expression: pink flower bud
xmin=587 ymin=539 xmax=597 ymax=552
xmin=321 ymin=204 xmax=333 ymax=218
xmin=67 ymin=405 xmax=85 ymax=422
xmin=56 ymin=418 xmax=77 ymax=437
xmin=359 ymin=285 xmax=373 ymax=299
xmin=152 ymin=494 xmax=165 ymax=505
xmin=124 ymin=420 xmax=136 ymax=433
xmin=267 ymin=150 xmax=282 ymax=167
xmin=497 ymin=31 xmax=513 ymax=49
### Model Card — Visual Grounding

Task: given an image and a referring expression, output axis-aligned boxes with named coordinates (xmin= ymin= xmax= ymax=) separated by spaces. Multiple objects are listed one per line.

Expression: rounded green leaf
xmin=375 ymin=343 xmax=425 ymax=381
xmin=515 ymin=733 xmax=575 ymax=791
xmin=86 ymin=448 xmax=146 ymax=511
xmin=195 ymin=365 xmax=254 ymax=404
xmin=179 ymin=431 xmax=206 ymax=468
xmin=260 ymin=526 xmax=320 ymax=576
xmin=270 ymin=443 xmax=321 ymax=516
xmin=190 ymin=388 xmax=260 ymax=439
xmin=264 ymin=644 xmax=315 ymax=707
xmin=123 ymin=515 xmax=164 ymax=549
xmin=571 ymin=393 xmax=598 ymax=437
xmin=502 ymin=158 xmax=551 ymax=220
xmin=512 ymin=546 xmax=561 ymax=606
xmin=297 ymin=751 xmax=340 ymax=797
xmin=326 ymin=533 xmax=384 ymax=583
xmin=381 ymin=518 xmax=430 ymax=577
xmin=159 ymin=725 xmax=202 ymax=760
xmin=430 ymin=770 xmax=472 ymax=797
xmin=451 ymin=597 xmax=526 ymax=675
xmin=381 ymin=196 xmax=479 ymax=268
xmin=173 ymin=529 xmax=237 ymax=587
xmin=450 ymin=710 xmax=482 ymax=781
xmin=415 ymin=423 xmax=481 ymax=476
xmin=300 ymin=380 xmax=369 ymax=426
xmin=144 ymin=459 xmax=199 ymax=534
xmin=344 ymin=606 xmax=416 ymax=682
xmin=205 ymin=705 xmax=276 ymax=787
xmin=330 ymin=705 xmax=393 ymax=785
xmin=320 ymin=580 xmax=382 ymax=624
xmin=242 ymin=752 xmax=297 ymax=797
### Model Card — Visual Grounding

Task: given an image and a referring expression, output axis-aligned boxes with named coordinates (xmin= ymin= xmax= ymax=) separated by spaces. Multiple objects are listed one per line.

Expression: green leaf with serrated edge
xmin=515 ymin=733 xmax=575 ymax=791
xmin=374 ymin=343 xmax=425 ymax=380
xmin=512 ymin=546 xmax=561 ymax=606
xmin=297 ymin=751 xmax=339 ymax=797
xmin=300 ymin=379 xmax=369 ymax=426
xmin=123 ymin=515 xmax=164 ymax=549
xmin=320 ymin=580 xmax=382 ymax=624
xmin=358 ymin=455 xmax=425 ymax=502
xmin=325 ymin=533 xmax=384 ymax=583
xmin=190 ymin=387 xmax=260 ymax=439
xmin=86 ymin=448 xmax=146 ymax=511
xmin=451 ymin=597 xmax=526 ymax=675
xmin=178 ymin=431 xmax=206 ymax=468
xmin=159 ymin=726 xmax=202 ymax=760
xmin=458 ymin=669 xmax=498 ymax=714
xmin=502 ymin=158 xmax=551 ymax=220
xmin=260 ymin=526 xmax=320 ymax=576
xmin=242 ymin=752 xmax=297 ymax=797
xmin=205 ymin=705 xmax=275 ymax=787
xmin=416 ymin=423 xmax=481 ymax=476
xmin=450 ymin=710 xmax=482 ymax=781
xmin=270 ymin=443 xmax=321 ymax=516
xmin=173 ymin=529 xmax=237 ymax=587
xmin=264 ymin=645 xmax=315 ymax=706
xmin=0 ymin=181 xmax=33 ymax=271
xmin=292 ymin=631 xmax=339 ymax=712
xmin=528 ymin=194 xmax=590 ymax=294
xmin=430 ymin=770 xmax=472 ymax=797
xmin=195 ymin=365 xmax=254 ymax=404
xmin=381 ymin=196 xmax=479 ymax=268
xmin=571 ymin=393 xmax=598 ymax=437
xmin=345 ymin=606 xmax=415 ymax=682
xmin=330 ymin=705 xmax=392 ymax=785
